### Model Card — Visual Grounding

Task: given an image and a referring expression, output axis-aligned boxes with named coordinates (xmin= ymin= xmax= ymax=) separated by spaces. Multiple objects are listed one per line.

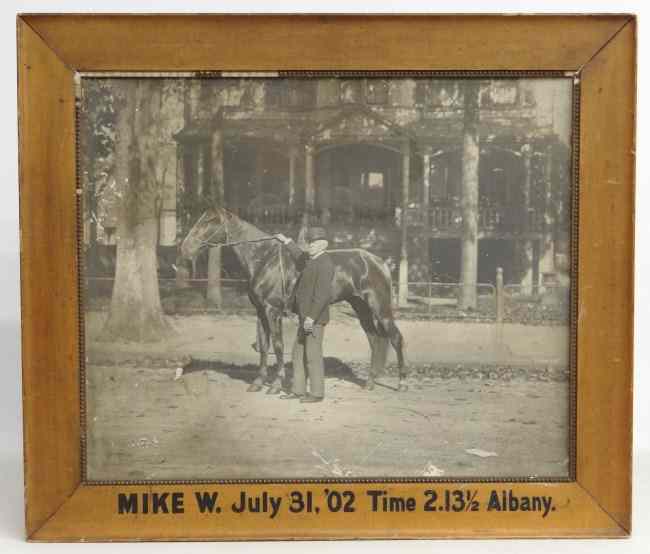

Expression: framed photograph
xmin=18 ymin=14 xmax=635 ymax=541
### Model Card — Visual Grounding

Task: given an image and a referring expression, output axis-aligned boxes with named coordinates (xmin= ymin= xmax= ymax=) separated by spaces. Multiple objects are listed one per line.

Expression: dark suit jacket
xmin=285 ymin=241 xmax=335 ymax=325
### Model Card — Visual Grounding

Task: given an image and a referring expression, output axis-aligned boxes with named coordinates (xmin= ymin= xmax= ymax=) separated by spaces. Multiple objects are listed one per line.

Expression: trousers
xmin=291 ymin=324 xmax=325 ymax=397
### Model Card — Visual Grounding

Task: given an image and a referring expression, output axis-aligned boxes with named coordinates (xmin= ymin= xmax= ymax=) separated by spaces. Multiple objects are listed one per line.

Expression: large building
xmin=87 ymin=77 xmax=572 ymax=306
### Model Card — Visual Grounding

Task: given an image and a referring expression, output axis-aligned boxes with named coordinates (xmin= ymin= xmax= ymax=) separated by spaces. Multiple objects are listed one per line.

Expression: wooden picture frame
xmin=18 ymin=14 xmax=635 ymax=541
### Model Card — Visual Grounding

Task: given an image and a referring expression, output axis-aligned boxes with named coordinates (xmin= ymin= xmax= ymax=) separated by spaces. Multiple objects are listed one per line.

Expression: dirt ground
xmin=85 ymin=310 xmax=570 ymax=481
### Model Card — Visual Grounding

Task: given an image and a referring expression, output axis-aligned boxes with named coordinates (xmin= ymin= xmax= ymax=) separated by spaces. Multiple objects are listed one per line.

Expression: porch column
xmin=319 ymin=149 xmax=332 ymax=225
xmin=206 ymin=130 xmax=224 ymax=307
xmin=539 ymin=144 xmax=556 ymax=287
xmin=288 ymin=144 xmax=298 ymax=207
xmin=520 ymin=143 xmax=534 ymax=294
xmin=196 ymin=144 xmax=205 ymax=200
xmin=185 ymin=79 xmax=201 ymax=123
xmin=210 ymin=130 xmax=224 ymax=204
xmin=176 ymin=80 xmax=200 ymax=293
xmin=304 ymin=143 xmax=316 ymax=226
xmin=398 ymin=141 xmax=411 ymax=307
xmin=422 ymin=150 xmax=431 ymax=227
xmin=207 ymin=246 xmax=222 ymax=307
xmin=175 ymin=143 xmax=189 ymax=289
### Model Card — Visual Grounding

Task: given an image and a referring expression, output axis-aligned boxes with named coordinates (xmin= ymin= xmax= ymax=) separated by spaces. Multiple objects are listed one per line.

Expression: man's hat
xmin=306 ymin=227 xmax=328 ymax=242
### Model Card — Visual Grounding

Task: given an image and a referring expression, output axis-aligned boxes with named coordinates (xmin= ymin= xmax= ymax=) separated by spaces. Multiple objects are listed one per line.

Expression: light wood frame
xmin=18 ymin=14 xmax=635 ymax=541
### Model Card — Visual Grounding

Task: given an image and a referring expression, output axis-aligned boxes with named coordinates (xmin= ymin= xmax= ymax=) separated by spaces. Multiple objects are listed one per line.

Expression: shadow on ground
xmin=180 ymin=356 xmax=367 ymax=389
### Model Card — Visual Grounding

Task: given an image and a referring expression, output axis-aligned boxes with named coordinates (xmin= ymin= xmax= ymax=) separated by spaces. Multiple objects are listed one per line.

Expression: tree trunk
xmin=104 ymin=217 xmax=170 ymax=342
xmin=520 ymin=143 xmax=535 ymax=294
xmin=458 ymin=81 xmax=480 ymax=310
xmin=101 ymin=80 xmax=172 ymax=342
xmin=80 ymin=81 xmax=102 ymax=275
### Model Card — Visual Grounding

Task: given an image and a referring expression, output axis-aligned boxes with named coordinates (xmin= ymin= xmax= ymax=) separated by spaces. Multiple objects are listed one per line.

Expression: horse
xmin=179 ymin=207 xmax=407 ymax=394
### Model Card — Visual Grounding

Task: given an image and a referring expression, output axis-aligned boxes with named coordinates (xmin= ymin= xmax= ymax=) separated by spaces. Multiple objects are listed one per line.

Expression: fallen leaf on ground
xmin=465 ymin=448 xmax=498 ymax=458
xmin=422 ymin=462 xmax=445 ymax=477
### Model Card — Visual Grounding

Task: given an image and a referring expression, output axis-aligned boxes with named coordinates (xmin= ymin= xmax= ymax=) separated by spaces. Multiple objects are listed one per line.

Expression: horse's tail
xmin=361 ymin=251 xmax=395 ymax=319
xmin=376 ymin=316 xmax=406 ymax=380
xmin=361 ymin=251 xmax=406 ymax=372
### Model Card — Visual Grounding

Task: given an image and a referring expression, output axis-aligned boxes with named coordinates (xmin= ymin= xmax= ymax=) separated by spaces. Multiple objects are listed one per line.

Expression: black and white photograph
xmin=81 ymin=75 xmax=574 ymax=481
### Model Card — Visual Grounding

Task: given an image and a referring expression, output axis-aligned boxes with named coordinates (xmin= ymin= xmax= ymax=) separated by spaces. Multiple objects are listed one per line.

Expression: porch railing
xmin=231 ymin=202 xmax=542 ymax=232
xmin=410 ymin=204 xmax=543 ymax=233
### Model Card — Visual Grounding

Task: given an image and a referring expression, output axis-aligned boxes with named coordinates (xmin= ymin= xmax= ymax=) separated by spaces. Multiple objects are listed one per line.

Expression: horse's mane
xmin=223 ymin=209 xmax=271 ymax=242
xmin=221 ymin=209 xmax=288 ymax=282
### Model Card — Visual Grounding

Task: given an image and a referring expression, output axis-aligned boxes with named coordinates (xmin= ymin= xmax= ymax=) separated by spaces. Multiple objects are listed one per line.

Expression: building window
xmin=265 ymin=80 xmax=284 ymax=108
xmin=484 ymin=80 xmax=519 ymax=107
xmin=430 ymin=163 xmax=449 ymax=200
xmin=316 ymin=79 xmax=340 ymax=107
xmin=366 ymin=172 xmax=384 ymax=189
xmin=415 ymin=81 xmax=429 ymax=106
xmin=265 ymin=80 xmax=316 ymax=109
xmin=429 ymin=82 xmax=462 ymax=108
xmin=484 ymin=166 xmax=510 ymax=205
xmin=359 ymin=171 xmax=389 ymax=221
xmin=366 ymin=80 xmax=389 ymax=105
xmin=416 ymin=82 xmax=464 ymax=108
xmin=341 ymin=80 xmax=363 ymax=104
xmin=287 ymin=81 xmax=316 ymax=108
xmin=429 ymin=153 xmax=461 ymax=202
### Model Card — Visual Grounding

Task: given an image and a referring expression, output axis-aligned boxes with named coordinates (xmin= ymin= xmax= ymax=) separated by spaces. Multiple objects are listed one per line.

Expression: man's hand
xmin=303 ymin=317 xmax=314 ymax=334
xmin=275 ymin=233 xmax=292 ymax=245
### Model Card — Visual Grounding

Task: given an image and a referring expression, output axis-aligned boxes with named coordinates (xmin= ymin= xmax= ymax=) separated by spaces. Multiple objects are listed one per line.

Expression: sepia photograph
xmin=80 ymin=75 xmax=574 ymax=481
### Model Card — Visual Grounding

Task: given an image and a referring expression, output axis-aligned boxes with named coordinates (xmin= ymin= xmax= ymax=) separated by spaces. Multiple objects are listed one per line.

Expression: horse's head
xmin=179 ymin=207 xmax=229 ymax=262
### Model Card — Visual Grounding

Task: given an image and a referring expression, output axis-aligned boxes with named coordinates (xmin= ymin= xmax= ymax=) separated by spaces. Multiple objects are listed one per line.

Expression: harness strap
xmin=278 ymin=242 xmax=287 ymax=309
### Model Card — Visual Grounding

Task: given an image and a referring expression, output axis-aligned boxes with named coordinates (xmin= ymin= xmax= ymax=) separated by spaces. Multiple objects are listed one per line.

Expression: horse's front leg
xmin=248 ymin=316 xmax=269 ymax=392
xmin=266 ymin=308 xmax=285 ymax=395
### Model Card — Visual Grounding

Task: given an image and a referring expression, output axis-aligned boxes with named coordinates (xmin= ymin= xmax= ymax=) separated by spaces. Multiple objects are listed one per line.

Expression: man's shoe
xmin=300 ymin=395 xmax=324 ymax=403
xmin=280 ymin=393 xmax=304 ymax=400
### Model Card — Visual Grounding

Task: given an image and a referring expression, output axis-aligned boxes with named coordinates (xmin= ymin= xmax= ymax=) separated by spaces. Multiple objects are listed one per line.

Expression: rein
xmin=209 ymin=236 xmax=279 ymax=248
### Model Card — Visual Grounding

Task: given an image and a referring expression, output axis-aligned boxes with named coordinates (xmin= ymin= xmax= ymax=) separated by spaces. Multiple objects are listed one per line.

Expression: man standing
xmin=275 ymin=228 xmax=335 ymax=403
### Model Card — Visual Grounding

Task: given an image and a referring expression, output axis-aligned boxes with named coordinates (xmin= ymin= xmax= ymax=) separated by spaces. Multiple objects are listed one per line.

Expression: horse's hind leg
xmin=383 ymin=318 xmax=408 ymax=391
xmin=349 ymin=297 xmax=387 ymax=391
xmin=248 ymin=315 xmax=269 ymax=392
xmin=266 ymin=308 xmax=285 ymax=395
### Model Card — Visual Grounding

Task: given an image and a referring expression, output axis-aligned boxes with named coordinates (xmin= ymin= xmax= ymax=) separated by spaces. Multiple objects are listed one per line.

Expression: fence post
xmin=176 ymin=260 xmax=190 ymax=290
xmin=496 ymin=267 xmax=504 ymax=324
xmin=207 ymin=246 xmax=223 ymax=308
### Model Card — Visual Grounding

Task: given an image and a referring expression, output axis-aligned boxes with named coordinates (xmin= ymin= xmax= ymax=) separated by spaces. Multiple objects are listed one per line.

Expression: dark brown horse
xmin=179 ymin=207 xmax=407 ymax=393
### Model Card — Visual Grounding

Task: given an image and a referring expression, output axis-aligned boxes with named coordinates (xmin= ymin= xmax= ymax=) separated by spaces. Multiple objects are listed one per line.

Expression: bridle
xmin=194 ymin=209 xmax=277 ymax=249
xmin=193 ymin=208 xmax=289 ymax=307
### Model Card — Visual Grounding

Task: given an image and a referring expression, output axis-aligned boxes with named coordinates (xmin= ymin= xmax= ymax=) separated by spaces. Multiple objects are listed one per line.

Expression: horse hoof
xmin=266 ymin=386 xmax=281 ymax=395
xmin=247 ymin=384 xmax=263 ymax=392
xmin=398 ymin=383 xmax=409 ymax=392
xmin=364 ymin=382 xmax=375 ymax=391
